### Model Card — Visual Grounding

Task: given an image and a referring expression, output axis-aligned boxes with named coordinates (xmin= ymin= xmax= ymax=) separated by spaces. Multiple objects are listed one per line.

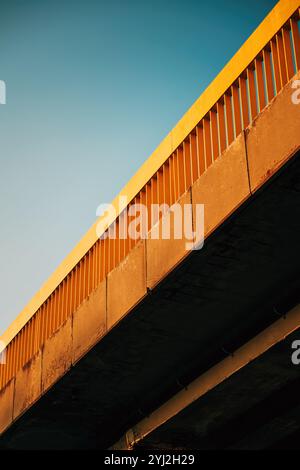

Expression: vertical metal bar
xmin=49 ymin=293 xmax=54 ymax=338
xmin=196 ymin=124 xmax=205 ymax=175
xmin=124 ymin=211 xmax=130 ymax=258
xmin=127 ymin=203 xmax=133 ymax=249
xmin=60 ymin=277 xmax=66 ymax=321
xmin=73 ymin=268 xmax=76 ymax=311
xmin=263 ymin=48 xmax=275 ymax=102
xmin=203 ymin=117 xmax=212 ymax=167
xmin=111 ymin=223 xmax=117 ymax=265
xmin=93 ymin=243 xmax=98 ymax=287
xmin=101 ymin=238 xmax=106 ymax=281
xmin=121 ymin=217 xmax=126 ymax=261
xmin=140 ymin=189 xmax=147 ymax=238
xmin=276 ymin=32 xmax=288 ymax=86
xmin=56 ymin=285 xmax=60 ymax=329
xmin=84 ymin=255 xmax=90 ymax=299
xmin=133 ymin=196 xmax=140 ymax=242
xmin=282 ymin=26 xmax=295 ymax=79
xmin=210 ymin=109 xmax=219 ymax=160
xmin=271 ymin=38 xmax=282 ymax=93
xmin=158 ymin=169 xmax=164 ymax=213
xmin=78 ymin=259 xmax=83 ymax=306
xmin=108 ymin=237 xmax=112 ymax=274
xmin=81 ymin=256 xmax=86 ymax=300
xmin=104 ymin=236 xmax=109 ymax=275
xmin=87 ymin=247 xmax=92 ymax=292
xmin=169 ymin=155 xmax=175 ymax=206
xmin=217 ymin=99 xmax=227 ymax=152
xmin=46 ymin=295 xmax=51 ymax=338
xmin=26 ymin=323 xmax=31 ymax=365
xmin=238 ymin=76 xmax=250 ymax=128
xmin=97 ymin=242 xmax=102 ymax=284
xmin=8 ymin=339 xmax=13 ymax=382
xmin=224 ymin=93 xmax=234 ymax=144
xmin=58 ymin=286 xmax=62 ymax=328
xmin=23 ymin=325 xmax=28 ymax=364
xmin=110 ymin=228 xmax=116 ymax=271
xmin=92 ymin=244 xmax=97 ymax=288
xmin=183 ymin=139 xmax=192 ymax=189
xmin=231 ymin=84 xmax=242 ymax=136
xmin=108 ymin=235 xmax=113 ymax=272
xmin=114 ymin=220 xmax=120 ymax=267
xmin=255 ymin=57 xmax=266 ymax=111
xmin=44 ymin=301 xmax=48 ymax=344
xmin=190 ymin=132 xmax=198 ymax=183
xmin=163 ymin=162 xmax=171 ymax=207
xmin=173 ymin=154 xmax=179 ymax=204
xmin=97 ymin=240 xmax=101 ymax=284
xmin=9 ymin=339 xmax=15 ymax=381
xmin=39 ymin=298 xmax=44 ymax=346
xmin=118 ymin=215 xmax=124 ymax=264
xmin=73 ymin=268 xmax=77 ymax=311
xmin=146 ymin=182 xmax=152 ymax=233
xmin=66 ymin=275 xmax=70 ymax=320
xmin=61 ymin=281 xmax=66 ymax=322
xmin=177 ymin=146 xmax=185 ymax=196
xmin=98 ymin=240 xmax=102 ymax=282
xmin=151 ymin=175 xmax=158 ymax=226
xmin=79 ymin=259 xmax=84 ymax=304
xmin=69 ymin=271 xmax=73 ymax=318
xmin=247 ymin=67 xmax=258 ymax=121
xmin=291 ymin=17 xmax=300 ymax=71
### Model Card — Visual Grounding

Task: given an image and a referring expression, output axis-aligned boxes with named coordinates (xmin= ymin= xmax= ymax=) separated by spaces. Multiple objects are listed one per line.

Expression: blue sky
xmin=0 ymin=0 xmax=277 ymax=334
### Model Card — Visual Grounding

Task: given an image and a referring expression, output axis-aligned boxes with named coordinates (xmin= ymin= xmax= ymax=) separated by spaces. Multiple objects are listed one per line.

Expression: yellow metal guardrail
xmin=1 ymin=0 xmax=300 ymax=390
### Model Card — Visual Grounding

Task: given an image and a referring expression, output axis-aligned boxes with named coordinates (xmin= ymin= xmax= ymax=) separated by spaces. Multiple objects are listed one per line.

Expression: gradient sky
xmin=0 ymin=0 xmax=278 ymax=334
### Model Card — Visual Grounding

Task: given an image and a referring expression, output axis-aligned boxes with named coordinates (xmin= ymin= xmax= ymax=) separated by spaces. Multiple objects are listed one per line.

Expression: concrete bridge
xmin=1 ymin=0 xmax=300 ymax=450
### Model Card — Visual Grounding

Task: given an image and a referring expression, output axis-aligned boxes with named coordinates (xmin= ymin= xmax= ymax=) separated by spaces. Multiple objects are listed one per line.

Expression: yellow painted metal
xmin=1 ymin=0 xmax=299 ymax=357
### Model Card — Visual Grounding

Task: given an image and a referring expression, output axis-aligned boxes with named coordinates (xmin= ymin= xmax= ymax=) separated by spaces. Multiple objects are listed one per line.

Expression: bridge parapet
xmin=1 ymin=66 xmax=300 ymax=436
xmin=0 ymin=1 xmax=299 ymax=410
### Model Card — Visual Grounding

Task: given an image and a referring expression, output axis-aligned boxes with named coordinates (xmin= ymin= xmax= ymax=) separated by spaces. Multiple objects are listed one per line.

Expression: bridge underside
xmin=1 ymin=142 xmax=300 ymax=449
xmin=133 ymin=326 xmax=300 ymax=450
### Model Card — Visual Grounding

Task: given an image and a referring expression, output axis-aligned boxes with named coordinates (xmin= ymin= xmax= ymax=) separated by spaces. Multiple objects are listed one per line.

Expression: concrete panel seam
xmin=11 ymin=377 xmax=16 ymax=427
xmin=71 ymin=304 xmax=74 ymax=367
xmin=188 ymin=187 xmax=194 ymax=244
xmin=243 ymin=129 xmax=253 ymax=196
xmin=105 ymin=276 xmax=108 ymax=332
xmin=143 ymin=239 xmax=147 ymax=295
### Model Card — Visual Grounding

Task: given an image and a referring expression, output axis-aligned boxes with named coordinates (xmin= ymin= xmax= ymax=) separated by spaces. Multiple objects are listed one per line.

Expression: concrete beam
xmin=112 ymin=303 xmax=300 ymax=450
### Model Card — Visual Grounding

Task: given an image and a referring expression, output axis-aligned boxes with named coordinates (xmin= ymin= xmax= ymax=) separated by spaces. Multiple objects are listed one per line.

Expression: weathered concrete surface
xmin=42 ymin=317 xmax=72 ymax=392
xmin=0 ymin=380 xmax=14 ymax=434
xmin=192 ymin=133 xmax=250 ymax=238
xmin=246 ymin=71 xmax=300 ymax=193
xmin=73 ymin=280 xmax=106 ymax=363
xmin=146 ymin=191 xmax=193 ymax=289
xmin=107 ymin=241 xmax=146 ymax=330
xmin=13 ymin=351 xmax=41 ymax=419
